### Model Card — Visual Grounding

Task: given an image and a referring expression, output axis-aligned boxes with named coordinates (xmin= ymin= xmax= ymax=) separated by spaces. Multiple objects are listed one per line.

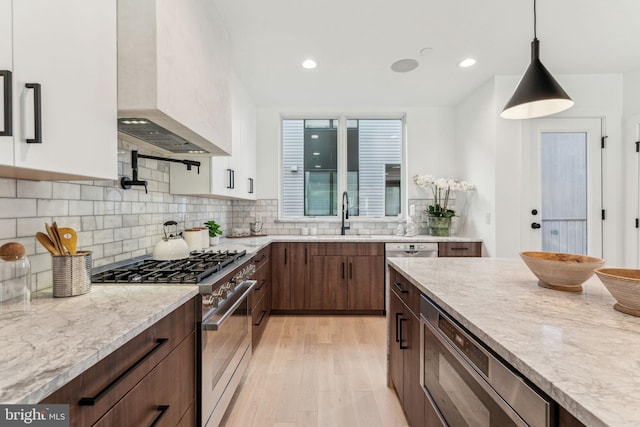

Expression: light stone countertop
xmin=0 ymin=285 xmax=198 ymax=404
xmin=387 ymin=257 xmax=640 ymax=427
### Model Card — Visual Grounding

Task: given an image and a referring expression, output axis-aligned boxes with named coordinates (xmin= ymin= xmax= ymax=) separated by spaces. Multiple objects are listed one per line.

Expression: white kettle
xmin=153 ymin=221 xmax=190 ymax=261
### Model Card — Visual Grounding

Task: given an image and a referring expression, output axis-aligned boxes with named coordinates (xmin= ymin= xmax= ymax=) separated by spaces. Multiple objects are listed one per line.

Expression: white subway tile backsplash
xmin=114 ymin=227 xmax=131 ymax=241
xmin=104 ymin=241 xmax=123 ymax=257
xmin=81 ymin=185 xmax=103 ymax=201
xmin=0 ymin=179 xmax=16 ymax=197
xmin=0 ymin=198 xmax=37 ymax=218
xmin=0 ymin=219 xmax=16 ymax=239
xmin=52 ymin=183 xmax=81 ymax=200
xmin=69 ymin=200 xmax=94 ymax=216
xmin=104 ymin=215 xmax=123 ymax=229
xmin=94 ymin=229 xmax=114 ymax=244
xmin=37 ymin=199 xmax=69 ymax=217
xmin=17 ymin=217 xmax=49 ymax=237
xmin=29 ymin=253 xmax=52 ymax=274
xmin=18 ymin=181 xmax=53 ymax=199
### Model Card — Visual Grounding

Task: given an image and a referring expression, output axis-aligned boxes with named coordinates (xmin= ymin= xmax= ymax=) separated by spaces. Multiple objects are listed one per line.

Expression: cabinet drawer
xmin=438 ymin=242 xmax=482 ymax=257
xmin=250 ymin=267 xmax=270 ymax=310
xmin=317 ymin=242 xmax=383 ymax=256
xmin=94 ymin=333 xmax=196 ymax=427
xmin=389 ymin=268 xmax=421 ymax=316
xmin=252 ymin=281 xmax=271 ymax=348
xmin=41 ymin=298 xmax=196 ymax=426
xmin=251 ymin=245 xmax=271 ymax=271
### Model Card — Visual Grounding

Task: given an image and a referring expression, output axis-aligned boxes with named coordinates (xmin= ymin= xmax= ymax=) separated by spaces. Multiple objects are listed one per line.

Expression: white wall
xmin=456 ymin=73 xmax=626 ymax=265
xmin=255 ymin=106 xmax=456 ymax=210
xmin=622 ymin=67 xmax=640 ymax=267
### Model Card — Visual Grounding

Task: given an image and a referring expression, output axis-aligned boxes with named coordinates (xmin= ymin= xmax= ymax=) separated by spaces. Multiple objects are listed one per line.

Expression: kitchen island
xmin=388 ymin=257 xmax=640 ymax=427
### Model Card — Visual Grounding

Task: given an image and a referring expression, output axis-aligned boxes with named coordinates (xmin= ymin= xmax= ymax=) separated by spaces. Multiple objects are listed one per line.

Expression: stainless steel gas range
xmin=92 ymin=249 xmax=257 ymax=427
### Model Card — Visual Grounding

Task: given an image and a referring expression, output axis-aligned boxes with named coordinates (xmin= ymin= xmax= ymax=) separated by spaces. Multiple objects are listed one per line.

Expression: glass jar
xmin=0 ymin=254 xmax=31 ymax=317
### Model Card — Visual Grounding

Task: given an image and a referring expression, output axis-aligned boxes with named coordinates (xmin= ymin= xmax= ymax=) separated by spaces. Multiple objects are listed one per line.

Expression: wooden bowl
xmin=594 ymin=268 xmax=640 ymax=317
xmin=520 ymin=251 xmax=605 ymax=292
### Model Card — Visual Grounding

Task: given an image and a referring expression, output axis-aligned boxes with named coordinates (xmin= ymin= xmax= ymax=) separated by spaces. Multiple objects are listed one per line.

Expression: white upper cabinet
xmin=117 ymin=0 xmax=232 ymax=156
xmin=0 ymin=0 xmax=117 ymax=181
xmin=170 ymin=72 xmax=257 ymax=200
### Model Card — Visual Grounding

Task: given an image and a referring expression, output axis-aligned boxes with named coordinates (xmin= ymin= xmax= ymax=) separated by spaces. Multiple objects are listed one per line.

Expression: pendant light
xmin=501 ymin=0 xmax=573 ymax=119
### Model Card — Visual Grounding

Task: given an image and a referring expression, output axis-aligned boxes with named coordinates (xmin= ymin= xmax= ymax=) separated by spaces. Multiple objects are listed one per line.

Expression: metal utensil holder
xmin=52 ymin=251 xmax=92 ymax=297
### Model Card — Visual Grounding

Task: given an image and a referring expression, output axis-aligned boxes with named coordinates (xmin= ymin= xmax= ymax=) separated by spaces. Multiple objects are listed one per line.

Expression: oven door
xmin=421 ymin=296 xmax=554 ymax=427
xmin=200 ymin=280 xmax=256 ymax=427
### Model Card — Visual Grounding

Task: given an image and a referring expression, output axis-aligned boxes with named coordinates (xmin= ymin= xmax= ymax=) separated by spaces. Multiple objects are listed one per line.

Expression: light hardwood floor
xmin=220 ymin=315 xmax=409 ymax=427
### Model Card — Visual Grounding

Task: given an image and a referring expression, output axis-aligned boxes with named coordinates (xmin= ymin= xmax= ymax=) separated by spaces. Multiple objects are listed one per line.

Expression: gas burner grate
xmin=92 ymin=250 xmax=247 ymax=284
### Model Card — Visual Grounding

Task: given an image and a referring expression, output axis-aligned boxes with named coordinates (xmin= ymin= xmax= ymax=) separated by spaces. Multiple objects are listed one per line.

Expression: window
xmin=282 ymin=117 xmax=403 ymax=218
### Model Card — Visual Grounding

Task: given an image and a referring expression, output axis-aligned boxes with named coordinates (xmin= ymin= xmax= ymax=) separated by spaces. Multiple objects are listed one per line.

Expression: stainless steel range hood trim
xmin=118 ymin=109 xmax=230 ymax=156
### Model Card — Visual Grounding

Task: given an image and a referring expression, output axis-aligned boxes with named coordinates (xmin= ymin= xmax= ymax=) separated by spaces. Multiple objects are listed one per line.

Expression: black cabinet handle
xmin=248 ymin=177 xmax=254 ymax=194
xmin=149 ymin=405 xmax=170 ymax=427
xmin=254 ymin=310 xmax=267 ymax=326
xmin=395 ymin=312 xmax=402 ymax=343
xmin=79 ymin=338 xmax=169 ymax=406
xmin=25 ymin=83 xmax=41 ymax=144
xmin=342 ymin=262 xmax=345 ymax=279
xmin=0 ymin=70 xmax=12 ymax=137
xmin=231 ymin=169 xmax=235 ymax=189
xmin=399 ymin=318 xmax=408 ymax=349
xmin=450 ymin=247 xmax=469 ymax=251
xmin=284 ymin=248 xmax=287 ymax=265
xmin=255 ymin=278 xmax=267 ymax=291
xmin=304 ymin=248 xmax=307 ymax=264
xmin=393 ymin=282 xmax=408 ymax=294
xmin=349 ymin=263 xmax=352 ymax=279
xmin=253 ymin=254 xmax=267 ymax=264
xmin=226 ymin=169 xmax=232 ymax=189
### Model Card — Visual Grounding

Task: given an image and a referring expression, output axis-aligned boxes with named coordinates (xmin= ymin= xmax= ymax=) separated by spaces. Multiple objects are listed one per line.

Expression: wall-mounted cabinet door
xmin=5 ymin=0 xmax=117 ymax=180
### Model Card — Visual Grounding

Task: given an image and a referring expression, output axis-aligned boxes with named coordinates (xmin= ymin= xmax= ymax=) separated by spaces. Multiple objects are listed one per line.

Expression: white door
xmin=524 ymin=118 xmax=603 ymax=257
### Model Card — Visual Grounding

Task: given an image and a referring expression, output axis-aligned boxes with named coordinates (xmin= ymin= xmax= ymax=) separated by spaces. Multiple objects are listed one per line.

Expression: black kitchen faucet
xmin=341 ymin=191 xmax=350 ymax=235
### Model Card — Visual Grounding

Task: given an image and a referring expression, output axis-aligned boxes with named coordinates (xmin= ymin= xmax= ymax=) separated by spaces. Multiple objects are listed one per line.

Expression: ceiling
xmin=212 ymin=0 xmax=640 ymax=108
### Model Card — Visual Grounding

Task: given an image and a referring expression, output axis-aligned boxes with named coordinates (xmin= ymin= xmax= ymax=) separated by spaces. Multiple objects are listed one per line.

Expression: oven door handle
xmin=422 ymin=319 xmax=532 ymax=427
xmin=202 ymin=280 xmax=257 ymax=331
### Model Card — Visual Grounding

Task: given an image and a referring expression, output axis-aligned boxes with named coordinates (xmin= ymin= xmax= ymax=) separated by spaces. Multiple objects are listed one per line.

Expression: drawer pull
xmin=0 ymin=70 xmax=12 ymax=136
xmin=393 ymin=282 xmax=408 ymax=294
xmin=255 ymin=278 xmax=267 ymax=291
xmin=149 ymin=405 xmax=170 ymax=427
xmin=254 ymin=310 xmax=267 ymax=326
xmin=25 ymin=83 xmax=42 ymax=144
xmin=79 ymin=338 xmax=169 ymax=406
xmin=399 ymin=318 xmax=408 ymax=349
xmin=253 ymin=254 xmax=267 ymax=263
xmin=450 ymin=247 xmax=469 ymax=251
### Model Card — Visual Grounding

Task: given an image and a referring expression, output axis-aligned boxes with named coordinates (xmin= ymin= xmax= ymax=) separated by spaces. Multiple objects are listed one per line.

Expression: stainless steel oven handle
xmin=202 ymin=280 xmax=257 ymax=331
xmin=422 ymin=318 xmax=529 ymax=427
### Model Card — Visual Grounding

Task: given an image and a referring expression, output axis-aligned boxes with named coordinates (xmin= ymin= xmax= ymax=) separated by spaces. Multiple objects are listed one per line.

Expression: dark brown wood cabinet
xmin=250 ymin=245 xmax=271 ymax=348
xmin=308 ymin=242 xmax=384 ymax=313
xmin=389 ymin=268 xmax=424 ymax=427
xmin=271 ymin=242 xmax=316 ymax=311
xmin=41 ymin=297 xmax=197 ymax=427
xmin=438 ymin=241 xmax=482 ymax=257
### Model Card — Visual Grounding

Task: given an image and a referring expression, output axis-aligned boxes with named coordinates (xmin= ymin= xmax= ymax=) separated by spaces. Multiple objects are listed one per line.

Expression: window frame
xmin=278 ymin=113 xmax=406 ymax=221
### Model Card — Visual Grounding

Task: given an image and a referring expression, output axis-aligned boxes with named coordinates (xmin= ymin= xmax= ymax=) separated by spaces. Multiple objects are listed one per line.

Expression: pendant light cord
xmin=533 ymin=0 xmax=537 ymax=39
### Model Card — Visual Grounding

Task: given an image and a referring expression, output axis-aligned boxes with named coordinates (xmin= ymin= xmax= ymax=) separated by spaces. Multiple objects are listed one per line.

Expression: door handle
xmin=531 ymin=222 xmax=541 ymax=229
xmin=226 ymin=169 xmax=233 ymax=189
xmin=395 ymin=312 xmax=402 ymax=342
xmin=0 ymin=70 xmax=12 ymax=136
xmin=25 ymin=83 xmax=42 ymax=143
xmin=149 ymin=405 xmax=170 ymax=427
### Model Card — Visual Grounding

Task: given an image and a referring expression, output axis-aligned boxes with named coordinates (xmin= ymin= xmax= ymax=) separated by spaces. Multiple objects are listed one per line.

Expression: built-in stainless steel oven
xmin=420 ymin=295 xmax=556 ymax=427
xmin=200 ymin=278 xmax=256 ymax=427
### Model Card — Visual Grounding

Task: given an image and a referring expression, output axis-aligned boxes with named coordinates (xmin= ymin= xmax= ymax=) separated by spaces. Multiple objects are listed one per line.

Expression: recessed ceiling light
xmin=302 ymin=59 xmax=317 ymax=69
xmin=391 ymin=59 xmax=419 ymax=73
xmin=310 ymin=134 xmax=319 ymax=139
xmin=458 ymin=58 xmax=477 ymax=68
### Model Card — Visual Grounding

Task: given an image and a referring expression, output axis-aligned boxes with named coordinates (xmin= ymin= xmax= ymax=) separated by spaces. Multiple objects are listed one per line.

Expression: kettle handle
xmin=163 ymin=220 xmax=179 ymax=238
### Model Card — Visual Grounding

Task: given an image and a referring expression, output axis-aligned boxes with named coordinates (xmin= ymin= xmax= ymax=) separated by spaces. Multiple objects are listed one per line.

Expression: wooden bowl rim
xmin=595 ymin=268 xmax=640 ymax=281
xmin=520 ymin=251 xmax=605 ymax=264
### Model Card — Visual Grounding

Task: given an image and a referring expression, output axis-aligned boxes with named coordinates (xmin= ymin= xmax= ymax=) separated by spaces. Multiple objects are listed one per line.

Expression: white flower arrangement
xmin=414 ymin=175 xmax=476 ymax=217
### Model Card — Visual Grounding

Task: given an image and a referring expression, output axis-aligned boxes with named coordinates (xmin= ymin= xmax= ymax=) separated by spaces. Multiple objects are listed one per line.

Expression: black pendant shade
xmin=501 ymin=5 xmax=574 ymax=119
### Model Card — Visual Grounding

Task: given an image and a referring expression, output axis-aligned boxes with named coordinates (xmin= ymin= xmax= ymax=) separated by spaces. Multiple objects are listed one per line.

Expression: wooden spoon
xmin=36 ymin=232 xmax=60 ymax=256
xmin=57 ymin=227 xmax=78 ymax=255
xmin=46 ymin=222 xmax=65 ymax=255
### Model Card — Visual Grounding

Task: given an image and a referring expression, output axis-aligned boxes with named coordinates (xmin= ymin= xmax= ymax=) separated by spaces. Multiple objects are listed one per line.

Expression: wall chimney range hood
xmin=117 ymin=0 xmax=232 ymax=156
